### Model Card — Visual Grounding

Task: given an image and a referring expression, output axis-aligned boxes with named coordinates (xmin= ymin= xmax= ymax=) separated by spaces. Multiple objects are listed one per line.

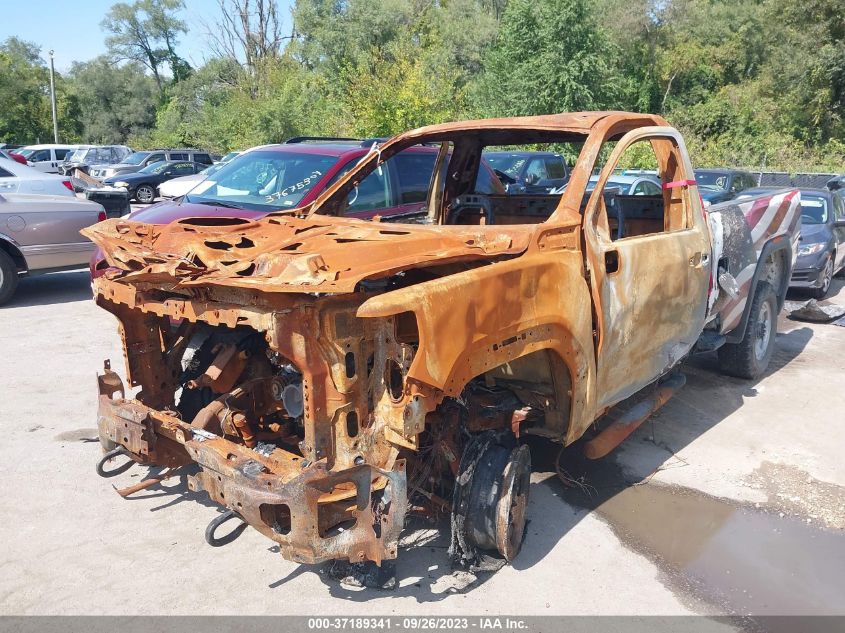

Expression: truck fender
xmin=725 ymin=234 xmax=793 ymax=344
xmin=357 ymin=252 xmax=598 ymax=444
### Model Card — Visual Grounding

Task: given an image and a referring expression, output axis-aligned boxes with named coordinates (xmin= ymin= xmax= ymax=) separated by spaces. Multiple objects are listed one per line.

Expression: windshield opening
xmin=186 ymin=150 xmax=341 ymax=211
xmin=800 ymin=195 xmax=828 ymax=224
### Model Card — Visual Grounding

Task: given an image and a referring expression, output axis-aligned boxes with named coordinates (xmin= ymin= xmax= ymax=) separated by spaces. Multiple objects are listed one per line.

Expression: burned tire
xmin=718 ymin=281 xmax=777 ymax=379
xmin=450 ymin=432 xmax=531 ymax=565
xmin=0 ymin=248 xmax=19 ymax=306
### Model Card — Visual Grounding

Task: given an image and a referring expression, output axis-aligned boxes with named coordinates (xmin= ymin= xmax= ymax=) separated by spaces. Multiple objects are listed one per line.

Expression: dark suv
xmin=694 ymin=168 xmax=758 ymax=207
xmin=483 ymin=151 xmax=569 ymax=194
xmin=90 ymin=148 xmax=214 ymax=180
xmin=91 ymin=138 xmax=503 ymax=276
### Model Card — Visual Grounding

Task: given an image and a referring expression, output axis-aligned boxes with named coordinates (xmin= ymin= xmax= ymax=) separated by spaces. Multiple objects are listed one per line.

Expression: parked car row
xmin=0 ymin=143 xmax=238 ymax=304
xmin=88 ymin=147 xmax=236 ymax=203
xmin=89 ymin=148 xmax=215 ymax=180
xmin=3 ymin=130 xmax=842 ymax=306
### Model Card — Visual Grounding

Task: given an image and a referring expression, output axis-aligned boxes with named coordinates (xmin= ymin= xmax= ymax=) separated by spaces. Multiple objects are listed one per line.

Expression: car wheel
xmin=135 ymin=184 xmax=156 ymax=204
xmin=809 ymin=256 xmax=834 ymax=299
xmin=718 ymin=281 xmax=778 ymax=379
xmin=0 ymin=249 xmax=20 ymax=306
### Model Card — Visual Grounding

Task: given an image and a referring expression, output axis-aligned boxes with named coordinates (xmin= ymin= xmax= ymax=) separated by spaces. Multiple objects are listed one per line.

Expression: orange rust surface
xmin=85 ymin=111 xmax=742 ymax=566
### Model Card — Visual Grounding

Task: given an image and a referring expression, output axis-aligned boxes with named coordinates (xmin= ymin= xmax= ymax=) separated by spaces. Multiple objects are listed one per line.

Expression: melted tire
xmin=718 ymin=281 xmax=777 ymax=379
xmin=450 ymin=432 xmax=531 ymax=565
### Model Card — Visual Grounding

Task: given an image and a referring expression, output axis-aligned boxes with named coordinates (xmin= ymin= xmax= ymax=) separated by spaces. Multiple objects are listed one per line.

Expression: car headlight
xmin=798 ymin=242 xmax=826 ymax=256
xmin=113 ymin=181 xmax=129 ymax=188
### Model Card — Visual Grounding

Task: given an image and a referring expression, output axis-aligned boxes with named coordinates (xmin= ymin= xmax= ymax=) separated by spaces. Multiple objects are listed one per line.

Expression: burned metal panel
xmin=581 ymin=126 xmax=712 ymax=410
xmin=357 ymin=251 xmax=597 ymax=444
xmin=82 ymin=215 xmax=533 ymax=294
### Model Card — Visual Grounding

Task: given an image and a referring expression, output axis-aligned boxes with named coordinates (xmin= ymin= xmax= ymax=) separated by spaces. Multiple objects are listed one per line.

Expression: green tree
xmin=102 ymin=0 xmax=189 ymax=92
xmin=0 ymin=38 xmax=82 ymax=143
xmin=68 ymin=56 xmax=158 ymax=143
xmin=473 ymin=0 xmax=622 ymax=117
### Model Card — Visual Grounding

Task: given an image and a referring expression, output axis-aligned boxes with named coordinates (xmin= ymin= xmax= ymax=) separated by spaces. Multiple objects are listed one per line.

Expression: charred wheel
xmin=450 ymin=431 xmax=531 ymax=566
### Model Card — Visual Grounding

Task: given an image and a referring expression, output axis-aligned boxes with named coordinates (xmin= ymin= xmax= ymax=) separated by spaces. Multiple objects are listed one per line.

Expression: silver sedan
xmin=0 ymin=193 xmax=105 ymax=304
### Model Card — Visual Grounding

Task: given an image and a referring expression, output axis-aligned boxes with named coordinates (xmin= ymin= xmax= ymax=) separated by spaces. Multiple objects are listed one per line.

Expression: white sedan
xmin=158 ymin=162 xmax=225 ymax=198
xmin=0 ymin=157 xmax=76 ymax=197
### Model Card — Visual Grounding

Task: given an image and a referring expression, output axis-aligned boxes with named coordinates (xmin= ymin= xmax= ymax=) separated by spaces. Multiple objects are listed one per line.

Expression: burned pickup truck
xmin=84 ymin=112 xmax=799 ymax=572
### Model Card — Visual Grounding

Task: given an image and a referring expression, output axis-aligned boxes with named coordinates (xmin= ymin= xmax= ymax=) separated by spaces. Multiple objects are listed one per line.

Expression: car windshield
xmin=122 ymin=152 xmax=150 ymax=165
xmin=139 ymin=161 xmax=171 ymax=175
xmin=68 ymin=148 xmax=92 ymax=162
xmin=200 ymin=163 xmax=224 ymax=176
xmin=186 ymin=150 xmax=340 ymax=210
xmin=18 ymin=149 xmax=35 ymax=158
xmin=695 ymin=171 xmax=730 ymax=189
xmin=800 ymin=194 xmax=828 ymax=224
xmin=220 ymin=152 xmax=239 ymax=163
xmin=485 ymin=154 xmax=527 ymax=178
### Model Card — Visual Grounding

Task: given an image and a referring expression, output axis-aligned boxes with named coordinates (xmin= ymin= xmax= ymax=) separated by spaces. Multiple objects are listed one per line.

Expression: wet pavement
xmin=533 ymin=439 xmax=845 ymax=621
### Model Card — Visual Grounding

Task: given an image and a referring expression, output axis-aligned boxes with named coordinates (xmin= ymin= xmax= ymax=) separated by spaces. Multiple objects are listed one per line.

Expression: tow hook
xmin=204 ymin=509 xmax=248 ymax=547
xmin=95 ymin=446 xmax=134 ymax=478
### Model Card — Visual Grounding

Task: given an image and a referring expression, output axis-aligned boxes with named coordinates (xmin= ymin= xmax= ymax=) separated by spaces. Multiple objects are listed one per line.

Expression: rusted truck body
xmin=84 ymin=112 xmax=800 ymax=570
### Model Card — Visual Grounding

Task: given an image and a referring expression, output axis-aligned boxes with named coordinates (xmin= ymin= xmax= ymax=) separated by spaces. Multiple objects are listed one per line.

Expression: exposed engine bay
xmin=94 ymin=283 xmax=544 ymax=570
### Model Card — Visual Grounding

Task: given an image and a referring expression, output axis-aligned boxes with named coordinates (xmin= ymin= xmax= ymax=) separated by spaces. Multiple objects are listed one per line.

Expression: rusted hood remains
xmin=82 ymin=214 xmax=533 ymax=294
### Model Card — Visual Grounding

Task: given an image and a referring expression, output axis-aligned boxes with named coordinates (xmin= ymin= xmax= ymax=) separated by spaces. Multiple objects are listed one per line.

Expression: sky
xmin=0 ymin=0 xmax=293 ymax=72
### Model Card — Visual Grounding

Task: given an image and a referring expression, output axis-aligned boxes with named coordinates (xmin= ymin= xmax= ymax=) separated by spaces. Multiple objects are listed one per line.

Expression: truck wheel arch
xmin=725 ymin=236 xmax=792 ymax=344
xmin=357 ymin=253 xmax=599 ymax=445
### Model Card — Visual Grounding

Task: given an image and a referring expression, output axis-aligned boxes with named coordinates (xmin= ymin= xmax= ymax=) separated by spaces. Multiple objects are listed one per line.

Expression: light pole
xmin=48 ymin=50 xmax=59 ymax=143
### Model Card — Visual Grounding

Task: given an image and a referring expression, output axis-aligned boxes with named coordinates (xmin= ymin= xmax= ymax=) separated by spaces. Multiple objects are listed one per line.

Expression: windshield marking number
xmin=265 ymin=170 xmax=323 ymax=203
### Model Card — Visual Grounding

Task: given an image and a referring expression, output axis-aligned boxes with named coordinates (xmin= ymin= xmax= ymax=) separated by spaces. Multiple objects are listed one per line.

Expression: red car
xmin=91 ymin=138 xmax=503 ymax=277
xmin=0 ymin=150 xmax=27 ymax=166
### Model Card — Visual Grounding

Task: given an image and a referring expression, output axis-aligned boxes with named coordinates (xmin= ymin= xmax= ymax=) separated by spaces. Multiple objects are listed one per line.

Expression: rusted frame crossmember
xmin=96 ymin=380 xmax=407 ymax=565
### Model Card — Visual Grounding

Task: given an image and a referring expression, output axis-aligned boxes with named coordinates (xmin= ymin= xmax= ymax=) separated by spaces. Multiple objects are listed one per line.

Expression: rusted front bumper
xmin=96 ymin=370 xmax=406 ymax=566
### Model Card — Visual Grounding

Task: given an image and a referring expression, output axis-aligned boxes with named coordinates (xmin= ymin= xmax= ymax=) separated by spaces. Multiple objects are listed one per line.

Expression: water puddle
xmin=593 ymin=484 xmax=845 ymax=616
xmin=533 ymin=441 xmax=845 ymax=617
